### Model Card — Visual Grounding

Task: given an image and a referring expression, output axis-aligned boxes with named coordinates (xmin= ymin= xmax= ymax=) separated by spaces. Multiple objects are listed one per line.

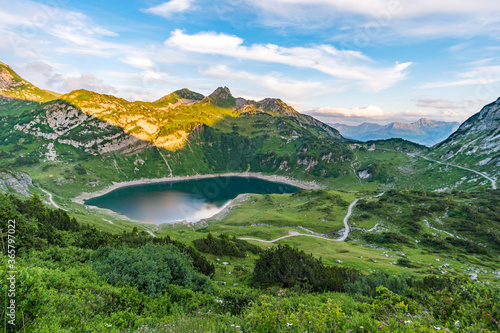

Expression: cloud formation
xmin=143 ymin=0 xmax=197 ymax=18
xmin=166 ymin=30 xmax=411 ymax=91
xmin=201 ymin=64 xmax=342 ymax=100
xmin=245 ymin=0 xmax=500 ymax=40
xmin=421 ymin=65 xmax=500 ymax=89
xmin=24 ymin=61 xmax=117 ymax=94
xmin=415 ymin=98 xmax=459 ymax=110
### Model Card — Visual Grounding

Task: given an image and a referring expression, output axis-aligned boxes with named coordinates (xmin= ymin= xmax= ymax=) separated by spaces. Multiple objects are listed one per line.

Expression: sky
xmin=1 ymin=0 xmax=500 ymax=125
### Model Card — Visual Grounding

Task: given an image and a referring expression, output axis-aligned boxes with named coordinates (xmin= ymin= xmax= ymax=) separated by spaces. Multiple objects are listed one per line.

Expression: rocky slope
xmin=332 ymin=118 xmax=460 ymax=146
xmin=430 ymin=98 xmax=500 ymax=176
xmin=1 ymin=63 xmax=362 ymax=196
xmin=0 ymin=62 xmax=58 ymax=115
xmin=0 ymin=171 xmax=33 ymax=196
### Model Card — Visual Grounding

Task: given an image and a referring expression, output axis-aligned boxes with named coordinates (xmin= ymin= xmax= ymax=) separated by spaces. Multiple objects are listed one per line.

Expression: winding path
xmin=39 ymin=187 xmax=66 ymax=211
xmin=238 ymin=194 xmax=383 ymax=243
xmin=416 ymin=154 xmax=497 ymax=190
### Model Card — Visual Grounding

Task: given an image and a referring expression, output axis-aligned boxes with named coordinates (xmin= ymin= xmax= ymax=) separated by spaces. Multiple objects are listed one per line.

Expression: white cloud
xmin=246 ymin=0 xmax=500 ymax=19
xmin=143 ymin=0 xmax=197 ymax=18
xmin=201 ymin=64 xmax=342 ymax=100
xmin=0 ymin=0 xmax=129 ymax=59
xmin=415 ymin=98 xmax=459 ymax=110
xmin=421 ymin=65 xmax=500 ymax=89
xmin=24 ymin=61 xmax=117 ymax=94
xmin=166 ymin=30 xmax=411 ymax=91
xmin=244 ymin=0 xmax=500 ymax=40
xmin=120 ymin=57 xmax=155 ymax=71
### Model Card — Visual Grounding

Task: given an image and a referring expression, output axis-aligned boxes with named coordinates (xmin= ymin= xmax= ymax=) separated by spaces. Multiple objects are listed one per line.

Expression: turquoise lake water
xmin=85 ymin=176 xmax=300 ymax=224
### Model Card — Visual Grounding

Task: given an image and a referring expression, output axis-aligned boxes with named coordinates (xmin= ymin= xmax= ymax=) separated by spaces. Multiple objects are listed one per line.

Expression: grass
xmin=211 ymin=190 xmax=357 ymax=236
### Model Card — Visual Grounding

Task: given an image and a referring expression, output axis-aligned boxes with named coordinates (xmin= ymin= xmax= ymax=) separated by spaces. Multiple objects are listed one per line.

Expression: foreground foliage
xmin=0 ymin=193 xmax=499 ymax=332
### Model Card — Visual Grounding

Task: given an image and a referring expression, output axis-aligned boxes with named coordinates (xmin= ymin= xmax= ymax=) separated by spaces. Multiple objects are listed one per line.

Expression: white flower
xmin=404 ymin=321 xmax=411 ymax=324
xmin=455 ymin=320 xmax=460 ymax=326
xmin=434 ymin=326 xmax=442 ymax=330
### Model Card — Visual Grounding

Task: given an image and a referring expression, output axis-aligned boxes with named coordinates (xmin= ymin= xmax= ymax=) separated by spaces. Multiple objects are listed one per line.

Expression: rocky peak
xmin=257 ymin=98 xmax=298 ymax=115
xmin=415 ymin=118 xmax=432 ymax=126
xmin=155 ymin=88 xmax=204 ymax=106
xmin=205 ymin=86 xmax=236 ymax=107
xmin=209 ymin=86 xmax=233 ymax=100
xmin=0 ymin=63 xmax=24 ymax=91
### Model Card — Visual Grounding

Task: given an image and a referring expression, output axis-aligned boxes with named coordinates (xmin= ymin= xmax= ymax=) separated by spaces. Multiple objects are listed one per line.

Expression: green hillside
xmin=0 ymin=62 xmax=58 ymax=115
xmin=1 ymin=61 xmax=500 ymax=333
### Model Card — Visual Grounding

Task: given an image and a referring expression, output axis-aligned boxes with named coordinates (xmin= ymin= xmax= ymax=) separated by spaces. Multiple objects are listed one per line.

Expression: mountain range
xmin=1 ymin=61 xmax=367 ymax=197
xmin=331 ymin=118 xmax=460 ymax=146
xmin=0 ymin=60 xmax=498 ymax=196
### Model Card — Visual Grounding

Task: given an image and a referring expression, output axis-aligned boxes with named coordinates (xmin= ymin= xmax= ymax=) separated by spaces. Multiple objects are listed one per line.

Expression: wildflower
xmin=455 ymin=320 xmax=459 ymax=326
xmin=279 ymin=290 xmax=282 ymax=293
xmin=487 ymin=313 xmax=490 ymax=316
xmin=379 ymin=325 xmax=382 ymax=329
xmin=404 ymin=321 xmax=411 ymax=324
xmin=360 ymin=327 xmax=364 ymax=329
xmin=434 ymin=326 xmax=442 ymax=330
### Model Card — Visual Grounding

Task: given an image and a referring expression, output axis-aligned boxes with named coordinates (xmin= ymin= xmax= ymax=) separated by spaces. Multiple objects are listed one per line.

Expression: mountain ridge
xmin=430 ymin=97 xmax=500 ymax=174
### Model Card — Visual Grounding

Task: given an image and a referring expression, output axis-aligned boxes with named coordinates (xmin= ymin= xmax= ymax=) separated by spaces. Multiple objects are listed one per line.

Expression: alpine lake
xmin=85 ymin=176 xmax=300 ymax=224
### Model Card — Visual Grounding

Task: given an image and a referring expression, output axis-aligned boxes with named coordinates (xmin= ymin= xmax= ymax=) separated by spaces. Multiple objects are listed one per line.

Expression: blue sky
xmin=1 ymin=0 xmax=500 ymax=125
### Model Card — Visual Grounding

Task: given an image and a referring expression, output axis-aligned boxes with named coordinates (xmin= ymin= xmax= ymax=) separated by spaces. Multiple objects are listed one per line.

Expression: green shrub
xmin=193 ymin=233 xmax=262 ymax=257
xmin=91 ymin=243 xmax=210 ymax=296
xmin=253 ymin=244 xmax=360 ymax=292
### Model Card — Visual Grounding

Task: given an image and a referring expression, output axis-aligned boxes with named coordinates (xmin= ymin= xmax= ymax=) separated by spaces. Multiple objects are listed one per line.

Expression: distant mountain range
xmin=330 ymin=118 xmax=460 ymax=146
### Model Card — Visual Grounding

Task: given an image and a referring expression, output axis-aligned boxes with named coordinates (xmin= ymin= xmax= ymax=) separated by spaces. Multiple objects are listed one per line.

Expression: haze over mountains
xmin=331 ymin=118 xmax=460 ymax=146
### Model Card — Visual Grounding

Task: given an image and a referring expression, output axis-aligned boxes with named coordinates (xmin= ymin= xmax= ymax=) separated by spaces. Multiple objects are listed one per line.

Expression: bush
xmin=193 ymin=233 xmax=262 ymax=257
xmin=253 ymin=244 xmax=360 ymax=292
xmin=216 ymin=286 xmax=258 ymax=315
xmin=74 ymin=164 xmax=87 ymax=175
xmin=346 ymin=272 xmax=411 ymax=298
xmin=91 ymin=243 xmax=210 ymax=296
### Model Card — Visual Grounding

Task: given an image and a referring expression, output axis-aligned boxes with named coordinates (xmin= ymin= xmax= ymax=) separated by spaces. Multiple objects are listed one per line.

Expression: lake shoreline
xmin=72 ymin=172 xmax=322 ymax=205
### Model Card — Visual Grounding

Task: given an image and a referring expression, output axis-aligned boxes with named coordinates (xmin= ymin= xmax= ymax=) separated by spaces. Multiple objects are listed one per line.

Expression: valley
xmin=1 ymin=61 xmax=500 ymax=332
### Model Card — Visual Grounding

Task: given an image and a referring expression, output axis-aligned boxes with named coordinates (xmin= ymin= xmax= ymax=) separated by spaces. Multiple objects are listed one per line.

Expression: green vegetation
xmin=354 ymin=189 xmax=500 ymax=254
xmin=253 ymin=244 xmax=360 ymax=292
xmin=193 ymin=233 xmax=262 ymax=257
xmin=1 ymin=193 xmax=499 ymax=332
xmin=2 ymin=61 xmax=500 ymax=332
xmin=91 ymin=244 xmax=210 ymax=296
xmin=211 ymin=190 xmax=354 ymax=237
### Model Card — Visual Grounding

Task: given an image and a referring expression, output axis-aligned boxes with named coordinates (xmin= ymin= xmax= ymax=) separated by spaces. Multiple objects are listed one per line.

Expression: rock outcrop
xmin=0 ymin=171 xmax=33 ymax=196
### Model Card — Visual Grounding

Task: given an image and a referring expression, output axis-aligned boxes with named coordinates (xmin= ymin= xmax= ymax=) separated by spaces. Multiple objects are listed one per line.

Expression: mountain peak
xmin=155 ymin=88 xmax=204 ymax=106
xmin=256 ymin=98 xmax=298 ymax=115
xmin=0 ymin=61 xmax=57 ymax=103
xmin=205 ymin=86 xmax=236 ymax=107
xmin=415 ymin=118 xmax=433 ymax=125
xmin=0 ymin=62 xmax=25 ymax=90
xmin=209 ymin=86 xmax=233 ymax=99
